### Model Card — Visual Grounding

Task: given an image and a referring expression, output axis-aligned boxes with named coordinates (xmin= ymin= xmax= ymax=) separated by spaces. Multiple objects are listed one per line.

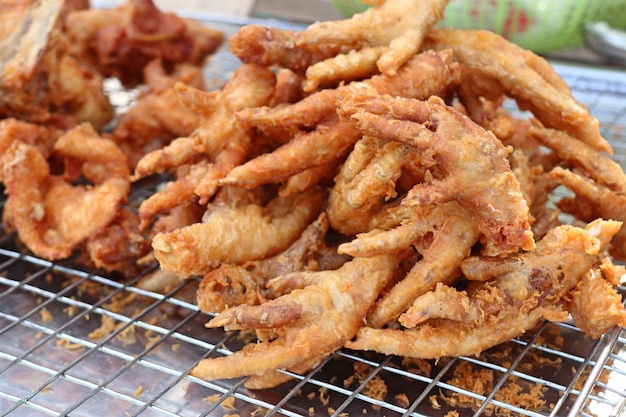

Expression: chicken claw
xmin=425 ymin=28 xmax=611 ymax=154
xmin=347 ymin=219 xmax=622 ymax=358
xmin=340 ymin=94 xmax=534 ymax=256
xmin=191 ymin=253 xmax=398 ymax=389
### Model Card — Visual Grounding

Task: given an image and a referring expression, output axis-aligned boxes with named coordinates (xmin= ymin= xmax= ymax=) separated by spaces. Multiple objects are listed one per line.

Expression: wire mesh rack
xmin=1 ymin=15 xmax=626 ymax=417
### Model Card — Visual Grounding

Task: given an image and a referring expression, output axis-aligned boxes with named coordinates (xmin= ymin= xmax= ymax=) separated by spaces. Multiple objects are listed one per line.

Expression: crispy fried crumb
xmin=56 ymin=338 xmax=85 ymax=351
xmin=429 ymin=394 xmax=442 ymax=410
xmin=88 ymin=315 xmax=117 ymax=340
xmin=319 ymin=387 xmax=330 ymax=406
xmin=63 ymin=303 xmax=78 ymax=317
xmin=133 ymin=385 xmax=143 ymax=398
xmin=203 ymin=394 xmax=220 ymax=403
xmin=444 ymin=411 xmax=460 ymax=417
xmin=308 ymin=406 xmax=315 ymax=417
xmin=40 ymin=307 xmax=53 ymax=323
xmin=395 ymin=393 xmax=410 ymax=408
xmin=221 ymin=396 xmax=236 ymax=410
xmin=401 ymin=357 xmax=432 ymax=377
xmin=250 ymin=406 xmax=264 ymax=416
xmin=440 ymin=362 xmax=550 ymax=415
xmin=171 ymin=343 xmax=180 ymax=352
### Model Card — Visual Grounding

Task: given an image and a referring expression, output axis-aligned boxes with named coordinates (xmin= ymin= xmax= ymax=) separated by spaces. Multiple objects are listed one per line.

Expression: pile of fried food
xmin=2 ymin=0 xmax=626 ymax=392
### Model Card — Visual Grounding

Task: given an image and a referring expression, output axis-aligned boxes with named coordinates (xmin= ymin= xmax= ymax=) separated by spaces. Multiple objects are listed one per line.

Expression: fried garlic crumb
xmin=133 ymin=385 xmax=143 ymax=399
xmin=88 ymin=315 xmax=117 ymax=340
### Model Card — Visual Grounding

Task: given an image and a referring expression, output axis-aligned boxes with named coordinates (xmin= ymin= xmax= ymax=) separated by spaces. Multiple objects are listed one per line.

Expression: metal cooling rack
xmin=2 ymin=15 xmax=626 ymax=417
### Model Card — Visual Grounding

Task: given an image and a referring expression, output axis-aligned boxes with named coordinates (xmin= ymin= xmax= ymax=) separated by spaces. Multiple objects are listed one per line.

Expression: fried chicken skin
xmin=346 ymin=219 xmax=622 ymax=358
xmin=0 ymin=0 xmax=112 ymax=128
xmin=64 ymin=0 xmax=224 ymax=86
xmin=109 ymin=60 xmax=205 ymax=169
xmin=0 ymin=124 xmax=130 ymax=260
xmin=191 ymin=253 xmax=399 ymax=389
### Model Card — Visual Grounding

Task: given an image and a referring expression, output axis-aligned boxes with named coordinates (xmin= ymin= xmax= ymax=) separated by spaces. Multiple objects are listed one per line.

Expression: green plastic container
xmin=331 ymin=0 xmax=626 ymax=53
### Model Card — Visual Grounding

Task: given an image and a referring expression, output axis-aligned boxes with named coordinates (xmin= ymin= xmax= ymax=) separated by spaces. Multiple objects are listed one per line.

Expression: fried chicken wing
xmin=191 ymin=253 xmax=398 ymax=389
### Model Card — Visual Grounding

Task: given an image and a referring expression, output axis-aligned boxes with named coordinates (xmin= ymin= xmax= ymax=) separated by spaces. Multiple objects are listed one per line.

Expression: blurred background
xmin=97 ymin=0 xmax=626 ymax=66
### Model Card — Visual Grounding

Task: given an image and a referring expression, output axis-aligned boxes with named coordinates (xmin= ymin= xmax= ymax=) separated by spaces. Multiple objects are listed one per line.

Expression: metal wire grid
xmin=1 ymin=16 xmax=626 ymax=417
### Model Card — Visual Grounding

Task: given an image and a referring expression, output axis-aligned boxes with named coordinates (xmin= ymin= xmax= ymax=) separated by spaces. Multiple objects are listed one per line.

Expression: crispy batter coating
xmin=0 ymin=124 xmax=130 ymax=260
xmin=110 ymin=60 xmax=205 ymax=169
xmin=339 ymin=94 xmax=535 ymax=255
xmin=191 ymin=253 xmax=398 ymax=389
xmin=365 ymin=203 xmax=481 ymax=328
xmin=551 ymin=166 xmax=626 ymax=261
xmin=0 ymin=0 xmax=112 ymax=128
xmin=0 ymin=118 xmax=58 ymax=161
xmin=222 ymin=50 xmax=463 ymax=191
xmin=133 ymin=63 xmax=277 ymax=225
xmin=424 ymin=28 xmax=612 ymax=155
xmin=196 ymin=212 xmax=331 ymax=312
xmin=65 ymin=0 xmax=224 ymax=86
xmin=347 ymin=220 xmax=621 ymax=358
xmin=566 ymin=261 xmax=626 ymax=339
xmin=152 ymin=186 xmax=327 ymax=277
xmin=85 ymin=208 xmax=150 ymax=276
xmin=300 ymin=0 xmax=449 ymax=82
xmin=529 ymin=124 xmax=626 ymax=193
